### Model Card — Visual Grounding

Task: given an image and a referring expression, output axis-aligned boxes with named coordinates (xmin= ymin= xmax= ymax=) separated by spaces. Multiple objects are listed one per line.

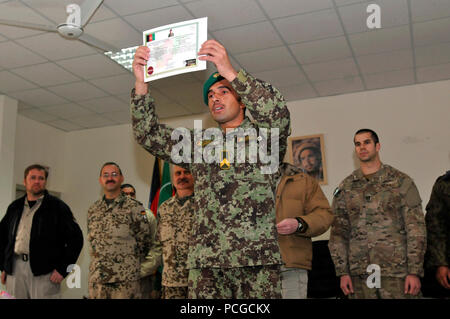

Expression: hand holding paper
xmin=198 ymin=40 xmax=237 ymax=82
xmin=132 ymin=46 xmax=150 ymax=95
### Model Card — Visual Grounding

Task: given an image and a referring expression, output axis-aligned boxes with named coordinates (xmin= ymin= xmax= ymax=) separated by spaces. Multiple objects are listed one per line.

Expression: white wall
xmin=14 ymin=115 xmax=66 ymax=192
xmin=10 ymin=79 xmax=450 ymax=298
xmin=0 ymin=95 xmax=17 ymax=216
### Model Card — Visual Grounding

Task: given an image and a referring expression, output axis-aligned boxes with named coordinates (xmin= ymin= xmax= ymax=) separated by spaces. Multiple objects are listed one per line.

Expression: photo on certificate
xmin=288 ymin=134 xmax=328 ymax=185
xmin=143 ymin=17 xmax=207 ymax=82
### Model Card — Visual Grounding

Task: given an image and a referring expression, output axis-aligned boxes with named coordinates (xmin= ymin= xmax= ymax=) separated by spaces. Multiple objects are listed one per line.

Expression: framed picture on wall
xmin=288 ymin=134 xmax=328 ymax=185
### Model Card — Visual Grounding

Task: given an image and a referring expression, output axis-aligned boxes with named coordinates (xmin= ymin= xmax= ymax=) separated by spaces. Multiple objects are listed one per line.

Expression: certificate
xmin=143 ymin=17 xmax=208 ymax=82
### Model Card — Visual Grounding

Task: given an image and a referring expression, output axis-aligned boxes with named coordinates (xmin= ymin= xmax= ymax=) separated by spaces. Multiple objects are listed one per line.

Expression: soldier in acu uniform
xmin=88 ymin=162 xmax=152 ymax=299
xmin=131 ymin=40 xmax=290 ymax=298
xmin=328 ymin=129 xmax=426 ymax=299
xmin=425 ymin=171 xmax=450 ymax=292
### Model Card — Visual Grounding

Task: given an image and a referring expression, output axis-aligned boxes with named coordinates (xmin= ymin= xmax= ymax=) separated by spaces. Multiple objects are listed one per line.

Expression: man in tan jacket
xmin=276 ymin=163 xmax=334 ymax=298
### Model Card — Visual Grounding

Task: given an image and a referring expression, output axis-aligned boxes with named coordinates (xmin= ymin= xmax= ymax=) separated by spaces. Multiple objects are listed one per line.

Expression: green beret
xmin=203 ymin=72 xmax=224 ymax=105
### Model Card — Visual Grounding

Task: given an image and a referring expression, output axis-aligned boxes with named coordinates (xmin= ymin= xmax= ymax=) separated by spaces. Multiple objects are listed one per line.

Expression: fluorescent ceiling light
xmin=104 ymin=46 xmax=138 ymax=72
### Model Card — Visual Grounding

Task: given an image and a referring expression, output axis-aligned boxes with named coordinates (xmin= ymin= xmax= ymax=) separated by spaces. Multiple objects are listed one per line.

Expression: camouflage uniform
xmin=425 ymin=171 xmax=450 ymax=269
xmin=140 ymin=209 xmax=162 ymax=299
xmin=87 ymin=193 xmax=151 ymax=299
xmin=131 ymin=69 xmax=290 ymax=298
xmin=328 ymin=164 xmax=426 ymax=299
xmin=156 ymin=194 xmax=195 ymax=299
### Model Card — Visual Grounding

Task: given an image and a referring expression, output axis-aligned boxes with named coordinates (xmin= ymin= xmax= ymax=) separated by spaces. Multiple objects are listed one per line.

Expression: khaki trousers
xmin=6 ymin=255 xmax=60 ymax=299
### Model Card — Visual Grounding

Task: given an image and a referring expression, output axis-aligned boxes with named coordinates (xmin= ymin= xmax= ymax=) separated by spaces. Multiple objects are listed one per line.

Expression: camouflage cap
xmin=203 ymin=72 xmax=224 ymax=105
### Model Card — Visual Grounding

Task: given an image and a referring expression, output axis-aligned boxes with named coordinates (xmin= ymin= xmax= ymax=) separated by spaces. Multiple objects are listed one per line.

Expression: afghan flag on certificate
xmin=146 ymin=33 xmax=156 ymax=42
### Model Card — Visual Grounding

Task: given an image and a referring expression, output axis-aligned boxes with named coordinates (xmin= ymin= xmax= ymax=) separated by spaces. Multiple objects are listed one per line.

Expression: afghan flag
xmin=148 ymin=159 xmax=174 ymax=217
xmin=158 ymin=161 xmax=173 ymax=208
xmin=146 ymin=32 xmax=156 ymax=43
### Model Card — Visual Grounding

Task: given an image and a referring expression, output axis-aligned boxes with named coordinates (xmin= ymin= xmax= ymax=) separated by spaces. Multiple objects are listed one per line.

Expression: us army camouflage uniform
xmin=425 ymin=171 xmax=450 ymax=269
xmin=131 ymin=69 xmax=290 ymax=298
xmin=88 ymin=193 xmax=152 ymax=299
xmin=156 ymin=194 xmax=195 ymax=299
xmin=328 ymin=164 xmax=426 ymax=299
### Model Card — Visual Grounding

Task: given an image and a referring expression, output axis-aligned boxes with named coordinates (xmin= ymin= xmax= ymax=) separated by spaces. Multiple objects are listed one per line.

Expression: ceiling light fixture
xmin=104 ymin=46 xmax=138 ymax=72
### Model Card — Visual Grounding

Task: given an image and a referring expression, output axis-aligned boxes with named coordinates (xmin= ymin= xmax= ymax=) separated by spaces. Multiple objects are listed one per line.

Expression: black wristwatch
xmin=295 ymin=217 xmax=304 ymax=233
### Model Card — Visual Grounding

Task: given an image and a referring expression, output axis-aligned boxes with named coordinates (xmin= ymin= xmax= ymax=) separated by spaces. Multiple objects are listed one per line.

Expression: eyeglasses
xmin=102 ymin=172 xmax=120 ymax=178
xmin=123 ymin=192 xmax=135 ymax=196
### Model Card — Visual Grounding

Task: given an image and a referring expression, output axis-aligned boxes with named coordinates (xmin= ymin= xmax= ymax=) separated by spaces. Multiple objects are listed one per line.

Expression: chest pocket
xmin=110 ymin=210 xmax=132 ymax=239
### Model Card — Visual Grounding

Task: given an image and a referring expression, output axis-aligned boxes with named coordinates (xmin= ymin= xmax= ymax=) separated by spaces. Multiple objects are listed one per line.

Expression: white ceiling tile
xmin=349 ymin=25 xmax=411 ymax=56
xmin=339 ymin=0 xmax=409 ymax=34
xmin=18 ymin=108 xmax=59 ymax=122
xmin=22 ymin=0 xmax=117 ymax=25
xmin=259 ymin=0 xmax=333 ymax=19
xmin=417 ymin=62 xmax=450 ymax=83
xmin=0 ymin=41 xmax=47 ymax=68
xmin=11 ymin=62 xmax=81 ymax=86
xmin=102 ymin=110 xmax=131 ymax=124
xmin=17 ymin=102 xmax=33 ymax=111
xmin=124 ymin=5 xmax=194 ymax=32
xmin=413 ymin=17 xmax=450 ymax=47
xmin=303 ymin=58 xmax=359 ymax=82
xmin=314 ymin=76 xmax=364 ymax=96
xmin=56 ymin=54 xmax=126 ymax=80
xmin=68 ymin=114 xmax=116 ymax=128
xmin=89 ymin=73 xmax=135 ymax=95
xmin=334 ymin=0 xmax=367 ymax=5
xmin=290 ymin=36 xmax=352 ymax=65
xmin=234 ymin=46 xmax=297 ymax=73
xmin=105 ymin=0 xmax=178 ymax=16
xmin=213 ymin=21 xmax=283 ymax=55
xmin=8 ymin=88 xmax=69 ymax=106
xmin=364 ymin=68 xmax=415 ymax=90
xmin=156 ymin=102 xmax=192 ymax=119
xmin=151 ymin=72 xmax=201 ymax=90
xmin=252 ymin=66 xmax=307 ymax=88
xmin=47 ymin=81 xmax=108 ymax=101
xmin=273 ymin=9 xmax=343 ymax=44
xmin=78 ymin=96 xmax=128 ymax=113
xmin=415 ymin=42 xmax=450 ymax=67
xmin=84 ymin=18 xmax=141 ymax=49
xmin=39 ymin=103 xmax=95 ymax=119
xmin=279 ymin=83 xmax=318 ymax=101
xmin=157 ymin=81 xmax=205 ymax=113
xmin=44 ymin=119 xmax=84 ymax=132
xmin=15 ymin=32 xmax=97 ymax=60
xmin=357 ymin=49 xmax=413 ymax=74
xmin=115 ymin=93 xmax=132 ymax=103
xmin=0 ymin=70 xmax=37 ymax=92
xmin=186 ymin=0 xmax=266 ymax=31
xmin=0 ymin=24 xmax=46 ymax=39
xmin=411 ymin=0 xmax=450 ymax=23
xmin=0 ymin=1 xmax=54 ymax=24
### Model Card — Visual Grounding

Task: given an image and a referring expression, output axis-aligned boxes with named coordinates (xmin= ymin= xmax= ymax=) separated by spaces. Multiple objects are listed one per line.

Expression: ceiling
xmin=0 ymin=0 xmax=449 ymax=132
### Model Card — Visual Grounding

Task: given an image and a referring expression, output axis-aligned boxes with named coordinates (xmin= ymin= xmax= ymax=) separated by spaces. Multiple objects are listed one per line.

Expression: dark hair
xmin=354 ymin=129 xmax=379 ymax=145
xmin=120 ymin=184 xmax=136 ymax=192
xmin=100 ymin=162 xmax=123 ymax=176
xmin=24 ymin=164 xmax=48 ymax=179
